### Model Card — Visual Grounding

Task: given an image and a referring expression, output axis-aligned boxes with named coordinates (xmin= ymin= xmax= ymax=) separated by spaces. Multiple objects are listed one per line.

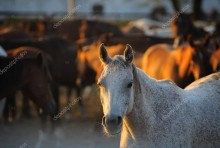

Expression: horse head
xmin=186 ymin=35 xmax=211 ymax=80
xmin=98 ymin=43 xmax=136 ymax=135
xmin=21 ymin=51 xmax=55 ymax=115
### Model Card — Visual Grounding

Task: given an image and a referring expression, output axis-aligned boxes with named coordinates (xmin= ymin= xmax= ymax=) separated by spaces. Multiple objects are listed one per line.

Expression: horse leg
xmin=0 ymin=98 xmax=6 ymax=120
xmin=76 ymin=86 xmax=86 ymax=119
xmin=36 ymin=81 xmax=61 ymax=148
xmin=36 ymin=114 xmax=48 ymax=148
xmin=50 ymin=83 xmax=60 ymax=131
xmin=3 ymin=93 xmax=16 ymax=123
xmin=76 ymin=86 xmax=83 ymax=108
xmin=22 ymin=95 xmax=31 ymax=118
xmin=65 ymin=87 xmax=72 ymax=120
xmin=52 ymin=83 xmax=59 ymax=116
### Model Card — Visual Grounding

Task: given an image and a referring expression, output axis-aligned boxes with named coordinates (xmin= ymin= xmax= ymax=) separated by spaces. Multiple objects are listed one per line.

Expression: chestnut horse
xmin=0 ymin=47 xmax=55 ymax=114
xmin=142 ymin=38 xmax=209 ymax=88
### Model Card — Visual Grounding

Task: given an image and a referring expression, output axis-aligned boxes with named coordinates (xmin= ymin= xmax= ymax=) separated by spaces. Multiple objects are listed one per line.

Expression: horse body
xmin=121 ymin=68 xmax=220 ymax=148
xmin=142 ymin=44 xmax=172 ymax=79
xmin=142 ymin=43 xmax=193 ymax=88
xmin=142 ymin=41 xmax=208 ymax=88
xmin=98 ymin=44 xmax=220 ymax=148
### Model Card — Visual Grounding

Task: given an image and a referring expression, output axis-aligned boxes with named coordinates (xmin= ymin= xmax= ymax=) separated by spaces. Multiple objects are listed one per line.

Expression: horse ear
xmin=37 ymin=53 xmax=43 ymax=67
xmin=187 ymin=34 xmax=194 ymax=47
xmin=124 ymin=44 xmax=134 ymax=64
xmin=99 ymin=43 xmax=111 ymax=65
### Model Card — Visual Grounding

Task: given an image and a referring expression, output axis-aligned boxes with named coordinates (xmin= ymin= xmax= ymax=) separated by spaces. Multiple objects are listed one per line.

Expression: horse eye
xmin=97 ymin=82 xmax=102 ymax=87
xmin=127 ymin=82 xmax=133 ymax=88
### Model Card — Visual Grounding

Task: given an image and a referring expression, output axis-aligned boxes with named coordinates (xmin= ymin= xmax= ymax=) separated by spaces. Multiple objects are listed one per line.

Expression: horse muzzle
xmin=102 ymin=115 xmax=122 ymax=135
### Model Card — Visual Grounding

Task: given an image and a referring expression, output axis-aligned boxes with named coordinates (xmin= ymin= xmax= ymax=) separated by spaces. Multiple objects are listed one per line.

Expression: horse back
xmin=185 ymin=72 xmax=220 ymax=90
xmin=184 ymin=73 xmax=220 ymax=146
xmin=142 ymin=44 xmax=172 ymax=79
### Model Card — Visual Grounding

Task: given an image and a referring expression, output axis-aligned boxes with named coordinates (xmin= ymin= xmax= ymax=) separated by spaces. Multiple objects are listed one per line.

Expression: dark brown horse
xmin=142 ymin=37 xmax=210 ymax=88
xmin=0 ymin=48 xmax=55 ymax=114
xmin=0 ymin=36 xmax=80 ymax=117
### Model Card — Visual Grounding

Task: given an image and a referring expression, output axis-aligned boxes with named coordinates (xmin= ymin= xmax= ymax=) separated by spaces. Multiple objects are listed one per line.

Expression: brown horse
xmin=142 ymin=38 xmax=209 ymax=88
xmin=0 ymin=47 xmax=55 ymax=114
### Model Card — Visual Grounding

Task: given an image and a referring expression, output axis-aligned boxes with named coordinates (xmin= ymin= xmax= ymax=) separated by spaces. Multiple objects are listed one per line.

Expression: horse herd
xmin=0 ymin=14 xmax=220 ymax=147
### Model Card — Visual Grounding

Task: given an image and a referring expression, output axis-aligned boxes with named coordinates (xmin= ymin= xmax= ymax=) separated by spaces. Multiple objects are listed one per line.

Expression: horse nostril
xmin=105 ymin=116 xmax=122 ymax=126
xmin=117 ymin=116 xmax=122 ymax=125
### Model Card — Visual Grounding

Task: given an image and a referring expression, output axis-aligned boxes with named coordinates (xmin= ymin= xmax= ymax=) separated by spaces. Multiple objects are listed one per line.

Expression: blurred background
xmin=0 ymin=0 xmax=220 ymax=148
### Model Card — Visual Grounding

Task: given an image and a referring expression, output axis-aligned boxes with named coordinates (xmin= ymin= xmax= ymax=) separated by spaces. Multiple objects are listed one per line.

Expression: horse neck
xmin=0 ymin=58 xmax=27 ymax=98
xmin=124 ymin=65 xmax=184 ymax=141
xmin=173 ymin=47 xmax=195 ymax=87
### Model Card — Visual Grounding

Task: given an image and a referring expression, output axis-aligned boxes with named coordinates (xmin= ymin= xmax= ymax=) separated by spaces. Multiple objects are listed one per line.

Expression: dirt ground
xmin=0 ymin=118 xmax=120 ymax=148
xmin=0 ymin=86 xmax=120 ymax=148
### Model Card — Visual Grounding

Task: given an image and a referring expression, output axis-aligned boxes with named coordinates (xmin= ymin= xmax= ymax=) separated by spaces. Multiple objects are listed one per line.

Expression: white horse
xmin=98 ymin=44 xmax=220 ymax=148
xmin=0 ymin=45 xmax=7 ymax=119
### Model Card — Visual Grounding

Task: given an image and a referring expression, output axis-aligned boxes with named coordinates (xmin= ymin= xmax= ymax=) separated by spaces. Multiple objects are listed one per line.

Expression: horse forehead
xmin=100 ymin=66 xmax=132 ymax=81
xmin=105 ymin=68 xmax=130 ymax=78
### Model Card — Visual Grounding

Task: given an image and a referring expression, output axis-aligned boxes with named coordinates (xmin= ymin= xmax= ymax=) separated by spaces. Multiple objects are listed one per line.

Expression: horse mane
xmin=132 ymin=64 xmax=142 ymax=96
xmin=174 ymin=45 xmax=193 ymax=78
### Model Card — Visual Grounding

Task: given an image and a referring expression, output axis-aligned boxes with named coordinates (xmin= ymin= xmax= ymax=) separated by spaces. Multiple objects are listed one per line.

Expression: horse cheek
xmin=127 ymin=90 xmax=134 ymax=114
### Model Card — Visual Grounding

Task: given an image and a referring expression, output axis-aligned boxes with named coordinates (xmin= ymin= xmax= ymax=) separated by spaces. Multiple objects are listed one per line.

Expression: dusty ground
xmin=0 ymin=86 xmax=120 ymax=148
xmin=0 ymin=118 xmax=120 ymax=148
